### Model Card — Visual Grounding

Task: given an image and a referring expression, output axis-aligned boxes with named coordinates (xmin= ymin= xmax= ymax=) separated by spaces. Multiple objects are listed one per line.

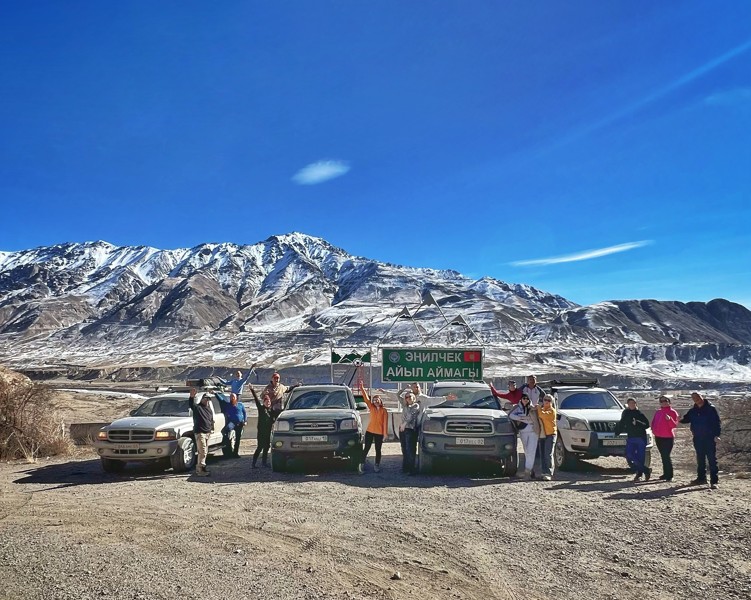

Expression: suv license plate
xmin=113 ymin=443 xmax=140 ymax=450
xmin=456 ymin=437 xmax=485 ymax=446
xmin=602 ymin=439 xmax=626 ymax=446
xmin=302 ymin=435 xmax=328 ymax=442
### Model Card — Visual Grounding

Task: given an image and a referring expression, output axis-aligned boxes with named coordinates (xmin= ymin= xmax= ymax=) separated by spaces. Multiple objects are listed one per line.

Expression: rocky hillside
xmin=0 ymin=234 xmax=750 ymax=384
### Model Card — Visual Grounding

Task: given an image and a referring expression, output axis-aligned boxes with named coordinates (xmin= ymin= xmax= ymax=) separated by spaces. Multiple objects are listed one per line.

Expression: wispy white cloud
xmin=704 ymin=87 xmax=751 ymax=106
xmin=292 ymin=160 xmax=350 ymax=185
xmin=511 ymin=240 xmax=653 ymax=267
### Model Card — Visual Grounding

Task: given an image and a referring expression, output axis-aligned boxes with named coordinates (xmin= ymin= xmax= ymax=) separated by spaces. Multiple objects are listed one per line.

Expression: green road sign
xmin=381 ymin=347 xmax=483 ymax=382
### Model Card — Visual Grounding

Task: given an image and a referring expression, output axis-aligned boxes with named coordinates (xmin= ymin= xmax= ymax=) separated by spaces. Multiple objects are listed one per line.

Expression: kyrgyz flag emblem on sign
xmin=463 ymin=351 xmax=481 ymax=362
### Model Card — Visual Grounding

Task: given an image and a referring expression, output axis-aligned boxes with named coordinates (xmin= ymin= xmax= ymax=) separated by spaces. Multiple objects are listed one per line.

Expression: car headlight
xmin=570 ymin=419 xmax=589 ymax=431
xmin=422 ymin=419 xmax=443 ymax=433
xmin=339 ymin=419 xmax=357 ymax=431
xmin=274 ymin=420 xmax=291 ymax=432
xmin=97 ymin=431 xmax=108 ymax=440
xmin=154 ymin=430 xmax=176 ymax=440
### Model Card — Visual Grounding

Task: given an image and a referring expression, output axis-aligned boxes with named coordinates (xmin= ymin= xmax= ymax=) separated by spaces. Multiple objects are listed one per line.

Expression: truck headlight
xmin=154 ymin=430 xmax=176 ymax=440
xmin=339 ymin=419 xmax=357 ymax=431
xmin=274 ymin=420 xmax=291 ymax=432
xmin=97 ymin=431 xmax=108 ymax=440
xmin=571 ymin=419 xmax=589 ymax=431
xmin=422 ymin=419 xmax=443 ymax=433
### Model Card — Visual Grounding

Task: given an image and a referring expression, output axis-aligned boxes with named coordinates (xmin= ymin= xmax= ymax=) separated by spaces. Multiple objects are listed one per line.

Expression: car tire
xmin=222 ymin=429 xmax=236 ymax=458
xmin=170 ymin=437 xmax=197 ymax=472
xmin=100 ymin=457 xmax=125 ymax=474
xmin=502 ymin=452 xmax=518 ymax=477
xmin=554 ymin=435 xmax=576 ymax=471
xmin=271 ymin=451 xmax=287 ymax=473
xmin=418 ymin=452 xmax=433 ymax=475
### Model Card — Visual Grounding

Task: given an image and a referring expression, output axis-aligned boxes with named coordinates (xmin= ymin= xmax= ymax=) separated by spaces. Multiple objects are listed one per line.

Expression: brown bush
xmin=718 ymin=396 xmax=751 ymax=470
xmin=0 ymin=374 xmax=73 ymax=461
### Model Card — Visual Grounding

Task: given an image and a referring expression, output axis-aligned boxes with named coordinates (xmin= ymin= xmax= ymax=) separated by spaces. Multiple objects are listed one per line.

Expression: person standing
xmin=538 ymin=394 xmax=557 ymax=481
xmin=189 ymin=388 xmax=214 ymax=477
xmin=250 ymin=389 xmax=273 ymax=468
xmin=519 ymin=375 xmax=544 ymax=407
xmin=614 ymin=398 xmax=652 ymax=482
xmin=509 ymin=394 xmax=541 ymax=478
xmin=219 ymin=392 xmax=246 ymax=457
xmin=399 ymin=390 xmax=420 ymax=474
xmin=680 ymin=392 xmax=722 ymax=489
xmin=651 ymin=395 xmax=679 ymax=481
xmin=489 ymin=379 xmax=523 ymax=405
xmin=263 ymin=372 xmax=288 ymax=420
xmin=219 ymin=365 xmax=256 ymax=401
xmin=359 ymin=382 xmax=388 ymax=473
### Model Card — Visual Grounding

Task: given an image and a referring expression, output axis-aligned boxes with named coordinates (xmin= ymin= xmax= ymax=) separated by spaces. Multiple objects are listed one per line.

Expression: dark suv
xmin=270 ymin=384 xmax=364 ymax=472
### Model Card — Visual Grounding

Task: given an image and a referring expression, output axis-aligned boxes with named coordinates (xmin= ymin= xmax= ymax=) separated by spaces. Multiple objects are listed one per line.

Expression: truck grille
xmin=590 ymin=421 xmax=617 ymax=433
xmin=107 ymin=429 xmax=154 ymax=442
xmin=293 ymin=420 xmax=336 ymax=433
xmin=446 ymin=420 xmax=493 ymax=434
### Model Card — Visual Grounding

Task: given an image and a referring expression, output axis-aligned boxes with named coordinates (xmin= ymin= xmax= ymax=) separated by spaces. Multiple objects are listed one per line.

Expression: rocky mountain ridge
xmin=1 ymin=233 xmax=750 ymax=385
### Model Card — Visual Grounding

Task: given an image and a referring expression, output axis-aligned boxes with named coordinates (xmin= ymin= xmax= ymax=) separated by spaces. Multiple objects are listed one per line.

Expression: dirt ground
xmin=2 ymin=384 xmax=750 ymax=600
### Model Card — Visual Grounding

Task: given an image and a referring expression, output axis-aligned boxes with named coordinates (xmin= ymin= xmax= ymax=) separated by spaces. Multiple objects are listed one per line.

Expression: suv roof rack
xmin=542 ymin=378 xmax=599 ymax=390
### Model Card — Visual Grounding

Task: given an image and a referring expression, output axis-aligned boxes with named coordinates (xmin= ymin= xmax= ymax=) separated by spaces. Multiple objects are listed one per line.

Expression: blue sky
xmin=1 ymin=1 xmax=750 ymax=307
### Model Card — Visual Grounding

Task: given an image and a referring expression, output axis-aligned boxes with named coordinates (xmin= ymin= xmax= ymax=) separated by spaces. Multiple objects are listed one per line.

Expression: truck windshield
xmin=559 ymin=392 xmax=621 ymax=410
xmin=430 ymin=387 xmax=489 ymax=402
xmin=133 ymin=397 xmax=191 ymax=417
xmin=287 ymin=390 xmax=350 ymax=410
xmin=433 ymin=395 xmax=500 ymax=410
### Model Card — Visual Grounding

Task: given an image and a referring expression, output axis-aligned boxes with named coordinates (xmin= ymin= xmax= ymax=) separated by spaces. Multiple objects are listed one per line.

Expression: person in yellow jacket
xmin=359 ymin=382 xmax=389 ymax=473
xmin=537 ymin=394 xmax=558 ymax=481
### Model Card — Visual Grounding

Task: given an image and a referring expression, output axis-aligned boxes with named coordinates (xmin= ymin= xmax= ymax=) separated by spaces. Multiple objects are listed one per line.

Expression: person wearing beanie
xmin=614 ymin=398 xmax=652 ymax=482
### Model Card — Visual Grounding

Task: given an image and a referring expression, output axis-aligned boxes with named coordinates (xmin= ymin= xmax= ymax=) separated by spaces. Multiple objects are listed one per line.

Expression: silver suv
xmin=551 ymin=380 xmax=653 ymax=470
xmin=93 ymin=388 xmax=231 ymax=474
xmin=418 ymin=382 xmax=517 ymax=475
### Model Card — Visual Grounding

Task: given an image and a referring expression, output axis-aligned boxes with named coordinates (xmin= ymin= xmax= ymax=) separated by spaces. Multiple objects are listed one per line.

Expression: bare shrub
xmin=718 ymin=396 xmax=751 ymax=470
xmin=0 ymin=376 xmax=73 ymax=461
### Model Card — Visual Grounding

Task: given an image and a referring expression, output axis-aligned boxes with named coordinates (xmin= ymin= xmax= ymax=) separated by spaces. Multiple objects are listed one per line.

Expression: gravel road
xmin=2 ymin=430 xmax=750 ymax=600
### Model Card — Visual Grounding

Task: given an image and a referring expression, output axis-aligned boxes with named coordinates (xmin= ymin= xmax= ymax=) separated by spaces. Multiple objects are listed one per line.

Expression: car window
xmin=288 ymin=390 xmax=350 ymax=409
xmin=559 ymin=392 xmax=621 ymax=410
xmin=432 ymin=394 xmax=500 ymax=410
xmin=211 ymin=398 xmax=223 ymax=415
xmin=133 ymin=397 xmax=191 ymax=417
xmin=429 ymin=386 xmax=488 ymax=402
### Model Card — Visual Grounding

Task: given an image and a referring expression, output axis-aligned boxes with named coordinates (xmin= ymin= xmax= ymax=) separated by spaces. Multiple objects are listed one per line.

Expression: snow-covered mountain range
xmin=1 ymin=233 xmax=750 ymax=385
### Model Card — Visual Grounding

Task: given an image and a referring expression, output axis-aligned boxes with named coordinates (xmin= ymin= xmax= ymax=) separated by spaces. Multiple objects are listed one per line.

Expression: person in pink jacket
xmin=651 ymin=395 xmax=679 ymax=481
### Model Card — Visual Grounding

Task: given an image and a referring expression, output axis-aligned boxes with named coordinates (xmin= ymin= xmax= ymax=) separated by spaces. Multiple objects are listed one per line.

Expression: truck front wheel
xmin=502 ymin=452 xmax=518 ymax=477
xmin=554 ymin=436 xmax=576 ymax=471
xmin=170 ymin=437 xmax=197 ymax=472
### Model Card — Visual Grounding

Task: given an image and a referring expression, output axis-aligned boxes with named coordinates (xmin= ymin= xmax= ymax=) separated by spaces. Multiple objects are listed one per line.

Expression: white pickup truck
xmin=93 ymin=388 xmax=232 ymax=474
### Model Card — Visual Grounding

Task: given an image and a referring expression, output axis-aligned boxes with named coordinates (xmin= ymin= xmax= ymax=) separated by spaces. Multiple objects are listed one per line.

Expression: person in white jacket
xmin=509 ymin=393 xmax=542 ymax=479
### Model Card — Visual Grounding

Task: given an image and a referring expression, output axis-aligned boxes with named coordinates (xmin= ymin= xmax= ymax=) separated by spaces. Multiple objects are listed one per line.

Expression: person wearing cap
xmin=399 ymin=390 xmax=421 ymax=474
xmin=263 ymin=372 xmax=288 ymax=420
xmin=680 ymin=392 xmax=722 ymax=489
xmin=489 ymin=379 xmax=523 ymax=405
xmin=651 ymin=395 xmax=679 ymax=481
xmin=614 ymin=398 xmax=652 ymax=482
xmin=538 ymin=394 xmax=557 ymax=481
xmin=359 ymin=382 xmax=388 ymax=474
xmin=509 ymin=393 xmax=541 ymax=478
xmin=189 ymin=387 xmax=214 ymax=476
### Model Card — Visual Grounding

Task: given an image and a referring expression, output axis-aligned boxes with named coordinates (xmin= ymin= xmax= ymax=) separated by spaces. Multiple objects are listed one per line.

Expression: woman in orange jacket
xmin=359 ymin=382 xmax=389 ymax=473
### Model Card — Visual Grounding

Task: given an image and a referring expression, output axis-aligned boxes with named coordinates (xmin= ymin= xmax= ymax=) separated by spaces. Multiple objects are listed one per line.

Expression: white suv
xmin=551 ymin=380 xmax=653 ymax=471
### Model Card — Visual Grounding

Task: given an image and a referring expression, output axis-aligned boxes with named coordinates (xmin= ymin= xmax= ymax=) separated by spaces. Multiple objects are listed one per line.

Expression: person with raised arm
xmin=489 ymin=379 xmax=523 ymax=405
xmin=250 ymin=388 xmax=273 ymax=468
xmin=188 ymin=387 xmax=214 ymax=477
xmin=399 ymin=390 xmax=421 ymax=475
xmin=218 ymin=364 xmax=256 ymax=401
xmin=358 ymin=382 xmax=388 ymax=474
xmin=263 ymin=372 xmax=288 ymax=421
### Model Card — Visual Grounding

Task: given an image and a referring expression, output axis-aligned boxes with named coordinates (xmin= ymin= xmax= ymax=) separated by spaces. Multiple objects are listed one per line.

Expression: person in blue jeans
xmin=614 ymin=398 xmax=652 ymax=482
xmin=399 ymin=391 xmax=420 ymax=474
xmin=681 ymin=392 xmax=722 ymax=489
xmin=219 ymin=392 xmax=247 ymax=457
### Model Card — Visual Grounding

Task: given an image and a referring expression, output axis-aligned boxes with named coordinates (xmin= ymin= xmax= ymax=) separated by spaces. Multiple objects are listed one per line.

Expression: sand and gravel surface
xmin=2 ymin=430 xmax=750 ymax=600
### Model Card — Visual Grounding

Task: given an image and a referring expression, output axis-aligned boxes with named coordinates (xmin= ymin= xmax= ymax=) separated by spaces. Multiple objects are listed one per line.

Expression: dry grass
xmin=0 ymin=375 xmax=73 ymax=461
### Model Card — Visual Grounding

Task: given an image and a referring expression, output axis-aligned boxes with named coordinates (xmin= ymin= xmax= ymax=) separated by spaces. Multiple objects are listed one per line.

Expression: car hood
xmin=105 ymin=416 xmax=191 ymax=430
xmin=279 ymin=409 xmax=356 ymax=421
xmin=424 ymin=407 xmax=506 ymax=419
xmin=558 ymin=409 xmax=622 ymax=422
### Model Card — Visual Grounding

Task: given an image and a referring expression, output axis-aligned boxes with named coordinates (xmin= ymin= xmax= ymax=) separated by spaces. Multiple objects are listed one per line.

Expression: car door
xmin=210 ymin=396 xmax=226 ymax=445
